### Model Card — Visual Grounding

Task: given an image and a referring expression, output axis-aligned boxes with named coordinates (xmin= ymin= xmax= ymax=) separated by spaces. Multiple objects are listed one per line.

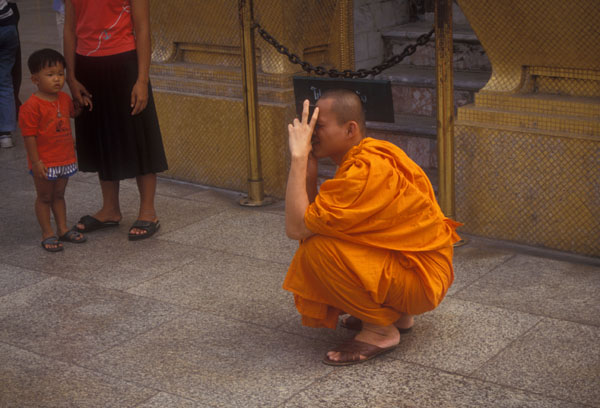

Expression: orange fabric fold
xmin=283 ymin=138 xmax=461 ymax=329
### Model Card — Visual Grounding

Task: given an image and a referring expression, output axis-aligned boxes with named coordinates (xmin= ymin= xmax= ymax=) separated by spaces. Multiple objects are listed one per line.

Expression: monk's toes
xmin=326 ymin=351 xmax=340 ymax=361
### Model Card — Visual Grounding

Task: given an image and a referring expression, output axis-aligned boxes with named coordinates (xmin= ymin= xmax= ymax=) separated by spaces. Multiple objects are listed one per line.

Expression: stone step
xmin=376 ymin=65 xmax=490 ymax=117
xmin=150 ymin=62 xmax=291 ymax=88
xmin=150 ymin=72 xmax=293 ymax=104
xmin=381 ymin=22 xmax=491 ymax=71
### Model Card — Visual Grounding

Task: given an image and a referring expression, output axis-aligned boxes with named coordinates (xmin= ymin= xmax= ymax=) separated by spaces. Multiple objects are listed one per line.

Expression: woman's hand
xmin=130 ymin=80 xmax=148 ymax=115
xmin=67 ymin=77 xmax=91 ymax=107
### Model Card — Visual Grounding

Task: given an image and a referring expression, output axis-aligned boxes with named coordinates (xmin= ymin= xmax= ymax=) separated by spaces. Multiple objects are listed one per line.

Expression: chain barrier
xmin=253 ymin=22 xmax=434 ymax=79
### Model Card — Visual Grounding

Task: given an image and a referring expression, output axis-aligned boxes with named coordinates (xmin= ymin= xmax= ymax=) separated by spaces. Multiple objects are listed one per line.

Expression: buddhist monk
xmin=284 ymin=89 xmax=461 ymax=366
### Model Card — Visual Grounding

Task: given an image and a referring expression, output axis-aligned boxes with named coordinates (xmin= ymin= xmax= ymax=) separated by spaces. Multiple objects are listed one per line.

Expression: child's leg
xmin=51 ymin=177 xmax=69 ymax=236
xmin=33 ymin=176 xmax=61 ymax=249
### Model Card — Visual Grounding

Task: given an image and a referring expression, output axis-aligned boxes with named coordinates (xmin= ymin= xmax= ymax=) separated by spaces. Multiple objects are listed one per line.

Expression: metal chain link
xmin=253 ymin=22 xmax=434 ymax=79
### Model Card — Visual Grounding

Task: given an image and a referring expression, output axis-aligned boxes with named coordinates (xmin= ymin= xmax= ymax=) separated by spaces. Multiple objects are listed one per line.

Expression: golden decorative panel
xmin=455 ymin=0 xmax=599 ymax=256
xmin=455 ymin=126 xmax=599 ymax=257
xmin=457 ymin=0 xmax=600 ymax=93
xmin=155 ymin=93 xmax=293 ymax=197
xmin=148 ymin=0 xmax=353 ymax=198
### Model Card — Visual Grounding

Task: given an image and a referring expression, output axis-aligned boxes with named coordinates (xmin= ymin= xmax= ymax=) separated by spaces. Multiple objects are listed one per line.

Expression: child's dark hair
xmin=27 ymin=49 xmax=66 ymax=74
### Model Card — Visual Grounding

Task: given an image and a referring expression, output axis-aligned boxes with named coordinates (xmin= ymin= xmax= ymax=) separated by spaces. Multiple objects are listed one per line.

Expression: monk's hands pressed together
xmin=288 ymin=99 xmax=319 ymax=160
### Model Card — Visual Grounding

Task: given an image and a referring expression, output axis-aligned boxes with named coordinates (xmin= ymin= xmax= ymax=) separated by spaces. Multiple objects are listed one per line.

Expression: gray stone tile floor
xmin=1 ymin=2 xmax=599 ymax=407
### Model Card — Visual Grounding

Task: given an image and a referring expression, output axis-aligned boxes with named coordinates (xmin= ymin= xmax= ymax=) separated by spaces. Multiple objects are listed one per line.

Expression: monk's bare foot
xmin=326 ymin=322 xmax=400 ymax=363
xmin=394 ymin=314 xmax=414 ymax=331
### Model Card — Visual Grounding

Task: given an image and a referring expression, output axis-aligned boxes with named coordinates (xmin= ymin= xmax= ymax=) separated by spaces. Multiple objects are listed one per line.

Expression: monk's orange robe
xmin=283 ymin=138 xmax=461 ymax=329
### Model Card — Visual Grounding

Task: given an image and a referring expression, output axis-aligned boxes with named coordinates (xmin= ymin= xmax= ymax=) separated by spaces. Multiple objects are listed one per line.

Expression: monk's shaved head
xmin=319 ymin=89 xmax=366 ymax=134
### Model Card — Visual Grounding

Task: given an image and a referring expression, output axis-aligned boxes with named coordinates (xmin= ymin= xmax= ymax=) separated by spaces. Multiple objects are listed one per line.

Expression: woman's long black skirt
xmin=74 ymin=50 xmax=168 ymax=181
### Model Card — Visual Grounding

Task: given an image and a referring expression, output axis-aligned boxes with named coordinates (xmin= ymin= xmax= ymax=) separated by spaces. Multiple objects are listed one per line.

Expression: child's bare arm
xmin=23 ymin=136 xmax=47 ymax=179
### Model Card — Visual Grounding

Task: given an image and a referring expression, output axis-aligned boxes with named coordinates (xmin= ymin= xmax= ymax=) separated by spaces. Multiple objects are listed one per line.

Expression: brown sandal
xmin=340 ymin=316 xmax=413 ymax=334
xmin=322 ymin=338 xmax=398 ymax=366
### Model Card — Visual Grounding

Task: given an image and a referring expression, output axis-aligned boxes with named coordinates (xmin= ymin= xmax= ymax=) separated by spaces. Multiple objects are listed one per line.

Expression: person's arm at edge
xmin=130 ymin=0 xmax=150 ymax=115
xmin=63 ymin=0 xmax=76 ymax=94
xmin=285 ymin=100 xmax=319 ymax=240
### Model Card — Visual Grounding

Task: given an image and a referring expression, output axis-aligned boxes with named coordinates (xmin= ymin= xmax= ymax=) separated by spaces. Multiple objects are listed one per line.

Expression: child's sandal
xmin=41 ymin=236 xmax=64 ymax=252
xmin=59 ymin=229 xmax=87 ymax=244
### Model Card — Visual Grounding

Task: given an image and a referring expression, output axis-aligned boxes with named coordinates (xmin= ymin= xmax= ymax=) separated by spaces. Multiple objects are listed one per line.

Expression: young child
xmin=18 ymin=48 xmax=91 ymax=252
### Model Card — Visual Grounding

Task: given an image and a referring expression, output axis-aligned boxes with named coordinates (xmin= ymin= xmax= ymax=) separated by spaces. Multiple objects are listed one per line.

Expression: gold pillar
xmin=238 ymin=0 xmax=271 ymax=206
xmin=435 ymin=0 xmax=455 ymax=219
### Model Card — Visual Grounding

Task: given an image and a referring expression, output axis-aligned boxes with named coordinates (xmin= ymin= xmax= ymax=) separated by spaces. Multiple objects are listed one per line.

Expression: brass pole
xmin=435 ymin=0 xmax=455 ymax=219
xmin=238 ymin=0 xmax=272 ymax=206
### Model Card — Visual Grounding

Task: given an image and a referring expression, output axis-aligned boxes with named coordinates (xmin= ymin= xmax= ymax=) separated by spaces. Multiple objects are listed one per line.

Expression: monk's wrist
xmin=291 ymin=154 xmax=309 ymax=164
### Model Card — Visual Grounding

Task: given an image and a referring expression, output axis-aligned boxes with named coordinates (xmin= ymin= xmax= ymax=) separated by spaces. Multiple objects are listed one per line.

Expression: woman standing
xmin=64 ymin=0 xmax=168 ymax=240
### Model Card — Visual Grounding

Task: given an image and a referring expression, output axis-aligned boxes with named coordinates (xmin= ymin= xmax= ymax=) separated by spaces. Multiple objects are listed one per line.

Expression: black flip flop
xmin=41 ymin=236 xmax=63 ymax=252
xmin=128 ymin=220 xmax=160 ymax=241
xmin=74 ymin=215 xmax=119 ymax=233
xmin=59 ymin=229 xmax=87 ymax=244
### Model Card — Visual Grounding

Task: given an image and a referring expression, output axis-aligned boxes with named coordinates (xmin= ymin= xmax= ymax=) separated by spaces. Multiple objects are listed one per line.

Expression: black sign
xmin=292 ymin=76 xmax=395 ymax=123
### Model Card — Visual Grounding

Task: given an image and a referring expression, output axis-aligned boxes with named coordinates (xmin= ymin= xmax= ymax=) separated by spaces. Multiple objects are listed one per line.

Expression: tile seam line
xmin=131 ymin=391 xmax=209 ymax=408
xmin=276 ymin=369 xmax=338 ymax=408
xmin=0 ymin=339 xmax=170 ymax=400
xmin=0 ymin=262 xmax=198 ymax=314
xmin=463 ymin=315 xmax=600 ymax=407
xmin=122 ymin=255 xmax=204 ymax=293
xmin=448 ymin=295 xmax=600 ymax=328
xmin=444 ymin=295 xmax=600 ymax=328
xmin=0 ymin=271 xmax=53 ymax=300
xmin=155 ymin=236 xmax=294 ymax=266
xmin=448 ymin=253 xmax=518 ymax=298
xmin=390 ymin=351 xmax=595 ymax=408
xmin=465 ymin=317 xmax=545 ymax=377
xmin=71 ymin=308 xmax=199 ymax=367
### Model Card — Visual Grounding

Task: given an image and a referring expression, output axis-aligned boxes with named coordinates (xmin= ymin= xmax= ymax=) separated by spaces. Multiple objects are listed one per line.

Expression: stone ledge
xmin=381 ymin=22 xmax=480 ymax=44
xmin=377 ymin=65 xmax=490 ymax=91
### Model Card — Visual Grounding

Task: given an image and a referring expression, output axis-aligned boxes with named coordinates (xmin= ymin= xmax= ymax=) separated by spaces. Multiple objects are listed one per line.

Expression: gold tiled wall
xmin=149 ymin=0 xmax=353 ymax=198
xmin=456 ymin=0 xmax=600 ymax=256
xmin=154 ymin=93 xmax=293 ymax=197
xmin=456 ymin=126 xmax=599 ymax=257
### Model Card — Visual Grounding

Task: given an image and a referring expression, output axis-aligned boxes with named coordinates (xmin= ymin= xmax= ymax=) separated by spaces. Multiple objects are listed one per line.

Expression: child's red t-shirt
xmin=18 ymin=92 xmax=77 ymax=169
xmin=71 ymin=0 xmax=136 ymax=57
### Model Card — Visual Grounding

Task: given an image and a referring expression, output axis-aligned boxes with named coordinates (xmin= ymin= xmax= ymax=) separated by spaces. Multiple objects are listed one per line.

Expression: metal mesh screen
xmin=148 ymin=0 xmax=353 ymax=198
xmin=454 ymin=0 xmax=600 ymax=256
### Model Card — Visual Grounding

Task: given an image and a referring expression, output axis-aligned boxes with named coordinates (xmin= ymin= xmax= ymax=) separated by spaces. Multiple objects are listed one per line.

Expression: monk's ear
xmin=346 ymin=121 xmax=359 ymax=139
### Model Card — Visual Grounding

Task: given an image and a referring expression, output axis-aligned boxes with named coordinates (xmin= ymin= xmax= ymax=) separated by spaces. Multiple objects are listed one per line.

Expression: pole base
xmin=453 ymin=238 xmax=469 ymax=247
xmin=239 ymin=196 xmax=275 ymax=207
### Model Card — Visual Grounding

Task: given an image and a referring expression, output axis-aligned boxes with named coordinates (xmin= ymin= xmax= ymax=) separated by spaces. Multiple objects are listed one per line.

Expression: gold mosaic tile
xmin=456 ymin=0 xmax=600 ymax=256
